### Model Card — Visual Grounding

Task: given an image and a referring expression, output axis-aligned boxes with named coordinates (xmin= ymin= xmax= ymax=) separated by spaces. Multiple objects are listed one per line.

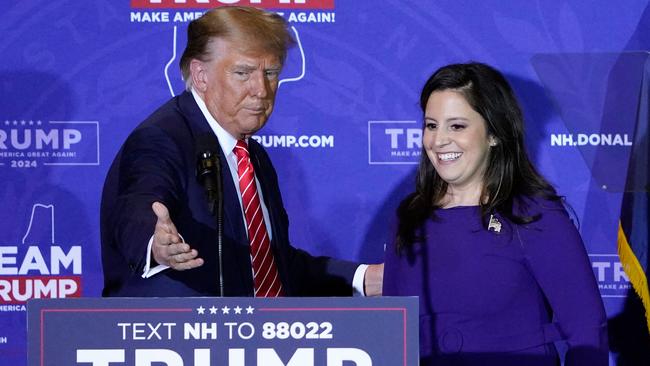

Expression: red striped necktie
xmin=233 ymin=140 xmax=284 ymax=297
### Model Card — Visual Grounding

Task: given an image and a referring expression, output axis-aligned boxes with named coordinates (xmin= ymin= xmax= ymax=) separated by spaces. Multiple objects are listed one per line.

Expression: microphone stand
xmin=215 ymin=157 xmax=223 ymax=297
xmin=197 ymin=151 xmax=224 ymax=297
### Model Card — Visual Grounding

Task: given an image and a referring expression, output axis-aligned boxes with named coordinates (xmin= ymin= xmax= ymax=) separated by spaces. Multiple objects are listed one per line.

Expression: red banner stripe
xmin=130 ymin=0 xmax=334 ymax=10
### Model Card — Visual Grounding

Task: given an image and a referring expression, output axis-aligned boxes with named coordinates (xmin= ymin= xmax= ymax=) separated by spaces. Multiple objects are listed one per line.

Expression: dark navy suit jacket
xmin=101 ymin=91 xmax=356 ymax=297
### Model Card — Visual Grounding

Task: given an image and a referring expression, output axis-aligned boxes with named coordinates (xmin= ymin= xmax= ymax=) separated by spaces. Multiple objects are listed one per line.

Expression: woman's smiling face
xmin=423 ymin=90 xmax=494 ymax=194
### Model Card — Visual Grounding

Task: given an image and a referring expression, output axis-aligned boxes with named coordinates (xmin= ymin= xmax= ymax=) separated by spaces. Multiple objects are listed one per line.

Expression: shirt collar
xmin=190 ymin=88 xmax=240 ymax=156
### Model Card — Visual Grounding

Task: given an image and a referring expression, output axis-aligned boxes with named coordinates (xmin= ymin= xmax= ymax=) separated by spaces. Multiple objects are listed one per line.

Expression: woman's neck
xmin=440 ymin=184 xmax=483 ymax=208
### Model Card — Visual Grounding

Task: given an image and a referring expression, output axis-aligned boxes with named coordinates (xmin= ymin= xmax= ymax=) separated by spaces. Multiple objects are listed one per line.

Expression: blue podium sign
xmin=27 ymin=297 xmax=418 ymax=366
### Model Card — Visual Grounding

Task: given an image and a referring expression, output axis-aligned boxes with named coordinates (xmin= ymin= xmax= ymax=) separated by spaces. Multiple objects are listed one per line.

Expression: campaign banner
xmin=27 ymin=297 xmax=418 ymax=366
xmin=130 ymin=0 xmax=335 ymax=10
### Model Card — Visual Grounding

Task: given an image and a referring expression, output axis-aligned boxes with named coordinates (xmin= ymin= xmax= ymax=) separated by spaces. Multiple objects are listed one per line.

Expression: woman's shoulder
xmin=513 ymin=194 xmax=573 ymax=227
xmin=515 ymin=194 xmax=564 ymax=211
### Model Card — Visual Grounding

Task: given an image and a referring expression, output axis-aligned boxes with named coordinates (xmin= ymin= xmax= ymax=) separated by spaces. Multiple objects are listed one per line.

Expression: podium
xmin=28 ymin=297 xmax=418 ymax=366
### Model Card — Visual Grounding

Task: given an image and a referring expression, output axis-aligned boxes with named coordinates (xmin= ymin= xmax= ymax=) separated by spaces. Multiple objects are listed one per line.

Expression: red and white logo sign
xmin=0 ymin=204 xmax=82 ymax=305
xmin=131 ymin=0 xmax=334 ymax=9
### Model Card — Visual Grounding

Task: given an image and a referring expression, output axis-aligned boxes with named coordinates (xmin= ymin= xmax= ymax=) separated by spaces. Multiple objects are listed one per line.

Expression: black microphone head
xmin=197 ymin=150 xmax=216 ymax=180
xmin=195 ymin=133 xmax=220 ymax=158
xmin=195 ymin=132 xmax=221 ymax=180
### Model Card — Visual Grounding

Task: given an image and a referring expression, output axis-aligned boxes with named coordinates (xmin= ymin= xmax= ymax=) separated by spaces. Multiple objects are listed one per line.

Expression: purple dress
xmin=383 ymin=197 xmax=608 ymax=366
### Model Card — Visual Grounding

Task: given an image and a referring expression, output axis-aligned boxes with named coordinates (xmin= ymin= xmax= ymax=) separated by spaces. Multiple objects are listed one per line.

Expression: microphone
xmin=196 ymin=150 xmax=221 ymax=215
xmin=195 ymin=135 xmax=224 ymax=297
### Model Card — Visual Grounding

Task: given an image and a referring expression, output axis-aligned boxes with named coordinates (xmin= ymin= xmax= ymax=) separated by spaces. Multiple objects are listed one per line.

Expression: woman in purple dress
xmin=383 ymin=63 xmax=608 ymax=366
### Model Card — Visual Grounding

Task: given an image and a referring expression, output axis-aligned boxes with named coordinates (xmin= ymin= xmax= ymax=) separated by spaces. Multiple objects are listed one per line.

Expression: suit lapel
xmin=178 ymin=91 xmax=247 ymax=240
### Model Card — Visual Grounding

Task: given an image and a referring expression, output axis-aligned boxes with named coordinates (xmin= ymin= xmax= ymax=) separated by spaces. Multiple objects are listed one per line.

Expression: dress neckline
xmin=439 ymin=205 xmax=480 ymax=210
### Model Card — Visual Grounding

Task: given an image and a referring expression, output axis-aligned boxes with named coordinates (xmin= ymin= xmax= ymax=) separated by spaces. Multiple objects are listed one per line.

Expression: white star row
xmin=3 ymin=120 xmax=42 ymax=126
xmin=196 ymin=305 xmax=255 ymax=315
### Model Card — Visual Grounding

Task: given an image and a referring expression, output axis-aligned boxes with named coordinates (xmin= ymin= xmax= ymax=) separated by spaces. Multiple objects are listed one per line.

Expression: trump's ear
xmin=189 ymin=59 xmax=208 ymax=92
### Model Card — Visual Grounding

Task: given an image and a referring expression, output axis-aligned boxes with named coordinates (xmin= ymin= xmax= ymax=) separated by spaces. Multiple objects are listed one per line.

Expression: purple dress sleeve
xmin=518 ymin=198 xmax=608 ymax=365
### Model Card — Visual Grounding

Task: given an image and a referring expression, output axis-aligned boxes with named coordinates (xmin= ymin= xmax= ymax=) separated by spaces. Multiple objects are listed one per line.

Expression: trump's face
xmin=193 ymin=38 xmax=282 ymax=139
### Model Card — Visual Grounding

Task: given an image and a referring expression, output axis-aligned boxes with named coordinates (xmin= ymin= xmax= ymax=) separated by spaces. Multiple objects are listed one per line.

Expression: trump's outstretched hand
xmin=151 ymin=202 xmax=204 ymax=271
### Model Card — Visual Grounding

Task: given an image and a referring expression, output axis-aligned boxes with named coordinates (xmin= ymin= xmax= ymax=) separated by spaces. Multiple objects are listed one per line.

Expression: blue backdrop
xmin=1 ymin=1 xmax=649 ymax=365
